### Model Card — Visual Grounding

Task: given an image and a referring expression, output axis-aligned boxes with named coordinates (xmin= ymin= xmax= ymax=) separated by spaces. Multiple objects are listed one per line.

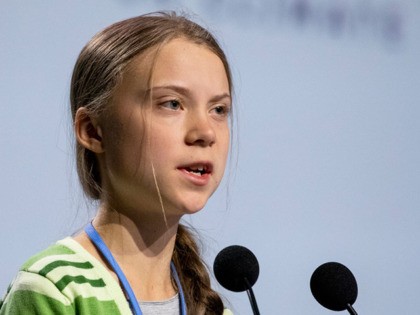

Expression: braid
xmin=172 ymin=224 xmax=224 ymax=314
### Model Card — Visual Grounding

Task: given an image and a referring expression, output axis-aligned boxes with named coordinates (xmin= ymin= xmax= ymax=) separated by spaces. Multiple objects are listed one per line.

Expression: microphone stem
xmin=244 ymin=278 xmax=260 ymax=315
xmin=346 ymin=303 xmax=358 ymax=315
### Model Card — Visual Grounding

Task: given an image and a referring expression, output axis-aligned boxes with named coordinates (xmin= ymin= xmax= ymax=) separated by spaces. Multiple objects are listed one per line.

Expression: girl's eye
xmin=161 ymin=99 xmax=181 ymax=110
xmin=212 ymin=105 xmax=230 ymax=117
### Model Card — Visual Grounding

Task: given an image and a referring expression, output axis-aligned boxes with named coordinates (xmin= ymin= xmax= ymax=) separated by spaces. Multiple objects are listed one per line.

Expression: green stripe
xmin=0 ymin=290 xmax=74 ymax=315
xmin=73 ymin=295 xmax=121 ymax=314
xmin=39 ymin=260 xmax=93 ymax=277
xmin=55 ymin=275 xmax=106 ymax=291
xmin=0 ymin=290 xmax=121 ymax=315
xmin=22 ymin=244 xmax=75 ymax=270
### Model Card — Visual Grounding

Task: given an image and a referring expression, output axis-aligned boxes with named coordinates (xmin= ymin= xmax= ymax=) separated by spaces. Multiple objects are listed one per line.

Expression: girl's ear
xmin=74 ymin=107 xmax=104 ymax=153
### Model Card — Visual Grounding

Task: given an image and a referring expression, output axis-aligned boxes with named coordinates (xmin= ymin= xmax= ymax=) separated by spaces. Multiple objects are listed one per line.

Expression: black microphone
xmin=213 ymin=245 xmax=260 ymax=315
xmin=310 ymin=262 xmax=358 ymax=315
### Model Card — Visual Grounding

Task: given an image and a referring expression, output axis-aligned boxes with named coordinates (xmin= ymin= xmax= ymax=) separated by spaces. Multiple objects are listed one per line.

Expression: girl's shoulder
xmin=0 ymin=238 xmax=131 ymax=314
xmin=18 ymin=238 xmax=80 ymax=271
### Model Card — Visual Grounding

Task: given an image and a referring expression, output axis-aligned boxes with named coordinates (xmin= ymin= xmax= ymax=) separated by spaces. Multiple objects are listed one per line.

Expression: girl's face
xmin=99 ymin=38 xmax=231 ymax=218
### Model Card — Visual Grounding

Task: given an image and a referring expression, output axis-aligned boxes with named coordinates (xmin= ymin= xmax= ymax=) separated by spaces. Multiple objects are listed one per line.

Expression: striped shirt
xmin=0 ymin=238 xmax=233 ymax=314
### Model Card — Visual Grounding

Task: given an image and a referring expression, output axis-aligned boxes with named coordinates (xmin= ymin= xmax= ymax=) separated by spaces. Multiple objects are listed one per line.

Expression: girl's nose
xmin=184 ymin=114 xmax=216 ymax=147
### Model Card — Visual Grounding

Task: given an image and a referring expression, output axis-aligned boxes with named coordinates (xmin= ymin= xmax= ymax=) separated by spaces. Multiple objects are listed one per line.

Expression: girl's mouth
xmin=178 ymin=163 xmax=213 ymax=177
xmin=185 ymin=166 xmax=207 ymax=176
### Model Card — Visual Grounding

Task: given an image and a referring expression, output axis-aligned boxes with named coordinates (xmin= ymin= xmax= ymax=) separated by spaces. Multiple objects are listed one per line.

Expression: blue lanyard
xmin=85 ymin=223 xmax=187 ymax=315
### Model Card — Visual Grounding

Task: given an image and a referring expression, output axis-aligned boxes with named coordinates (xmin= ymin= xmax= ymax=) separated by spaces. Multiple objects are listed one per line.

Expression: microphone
xmin=310 ymin=262 xmax=358 ymax=315
xmin=213 ymin=245 xmax=260 ymax=315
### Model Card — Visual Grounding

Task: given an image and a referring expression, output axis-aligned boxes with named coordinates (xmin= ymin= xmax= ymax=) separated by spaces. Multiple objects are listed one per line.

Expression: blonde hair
xmin=70 ymin=11 xmax=232 ymax=314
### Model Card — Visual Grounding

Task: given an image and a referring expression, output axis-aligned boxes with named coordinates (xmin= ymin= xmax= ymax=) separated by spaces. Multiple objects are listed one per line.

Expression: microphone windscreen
xmin=310 ymin=262 xmax=358 ymax=311
xmin=213 ymin=245 xmax=259 ymax=292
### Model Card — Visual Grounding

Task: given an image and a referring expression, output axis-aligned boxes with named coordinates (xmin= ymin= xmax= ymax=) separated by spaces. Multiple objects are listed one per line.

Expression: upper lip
xmin=177 ymin=162 xmax=213 ymax=174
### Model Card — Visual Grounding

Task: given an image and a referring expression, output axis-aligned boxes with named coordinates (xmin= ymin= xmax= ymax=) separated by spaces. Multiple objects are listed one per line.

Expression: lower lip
xmin=178 ymin=168 xmax=211 ymax=186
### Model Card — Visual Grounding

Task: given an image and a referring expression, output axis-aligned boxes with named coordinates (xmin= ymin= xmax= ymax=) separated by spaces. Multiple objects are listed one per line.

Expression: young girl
xmin=0 ymin=12 xmax=233 ymax=315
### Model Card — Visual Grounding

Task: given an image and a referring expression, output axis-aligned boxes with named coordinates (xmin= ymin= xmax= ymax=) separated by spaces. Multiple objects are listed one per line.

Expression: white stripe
xmin=10 ymin=271 xmax=71 ymax=306
xmin=61 ymin=281 xmax=114 ymax=301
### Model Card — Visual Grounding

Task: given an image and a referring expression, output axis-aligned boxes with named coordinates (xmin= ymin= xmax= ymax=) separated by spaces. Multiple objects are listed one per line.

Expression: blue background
xmin=1 ymin=1 xmax=419 ymax=314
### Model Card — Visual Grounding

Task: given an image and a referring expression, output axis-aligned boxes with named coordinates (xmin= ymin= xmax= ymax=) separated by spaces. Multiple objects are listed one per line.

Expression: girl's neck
xmin=75 ymin=203 xmax=182 ymax=301
xmin=93 ymin=204 xmax=179 ymax=255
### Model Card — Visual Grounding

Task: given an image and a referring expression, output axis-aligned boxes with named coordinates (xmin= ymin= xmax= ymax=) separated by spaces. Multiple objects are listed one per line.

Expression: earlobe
xmin=74 ymin=107 xmax=104 ymax=153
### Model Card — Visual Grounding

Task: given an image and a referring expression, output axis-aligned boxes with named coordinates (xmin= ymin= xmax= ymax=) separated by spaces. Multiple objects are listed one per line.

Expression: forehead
xmin=122 ymin=38 xmax=229 ymax=93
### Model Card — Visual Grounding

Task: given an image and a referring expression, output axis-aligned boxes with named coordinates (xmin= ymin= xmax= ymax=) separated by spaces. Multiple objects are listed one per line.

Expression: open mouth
xmin=179 ymin=163 xmax=212 ymax=177
xmin=186 ymin=166 xmax=207 ymax=176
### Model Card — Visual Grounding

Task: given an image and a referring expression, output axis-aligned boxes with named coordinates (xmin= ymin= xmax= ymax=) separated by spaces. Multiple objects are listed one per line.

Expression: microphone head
xmin=310 ymin=262 xmax=358 ymax=311
xmin=213 ymin=245 xmax=259 ymax=292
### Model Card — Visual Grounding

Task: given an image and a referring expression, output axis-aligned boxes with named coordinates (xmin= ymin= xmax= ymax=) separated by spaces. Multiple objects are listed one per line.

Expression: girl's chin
xmin=177 ymin=204 xmax=205 ymax=215
xmin=178 ymin=201 xmax=207 ymax=215
xmin=158 ymin=194 xmax=211 ymax=217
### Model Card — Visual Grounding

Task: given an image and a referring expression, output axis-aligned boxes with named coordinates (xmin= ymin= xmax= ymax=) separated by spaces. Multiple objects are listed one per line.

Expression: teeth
xmin=188 ymin=166 xmax=205 ymax=176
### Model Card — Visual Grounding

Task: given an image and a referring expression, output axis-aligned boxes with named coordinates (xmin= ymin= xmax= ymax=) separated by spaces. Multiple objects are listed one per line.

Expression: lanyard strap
xmin=85 ymin=223 xmax=187 ymax=315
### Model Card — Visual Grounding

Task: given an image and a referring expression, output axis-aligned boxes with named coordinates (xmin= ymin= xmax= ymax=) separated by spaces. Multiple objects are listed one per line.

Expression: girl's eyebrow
xmin=210 ymin=92 xmax=232 ymax=104
xmin=148 ymin=85 xmax=231 ymax=103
